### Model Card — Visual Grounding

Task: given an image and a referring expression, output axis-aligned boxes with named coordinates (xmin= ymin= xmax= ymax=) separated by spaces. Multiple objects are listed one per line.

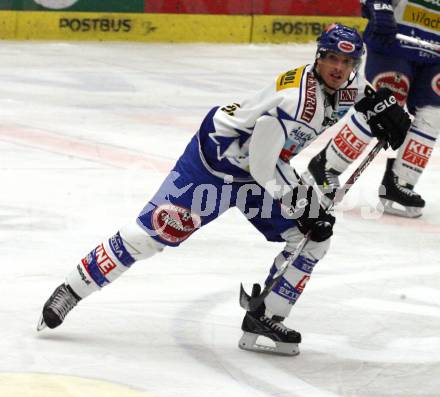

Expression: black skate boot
xmin=302 ymin=145 xmax=341 ymax=201
xmin=238 ymin=284 xmax=301 ymax=356
xmin=37 ymin=283 xmax=81 ymax=331
xmin=379 ymin=158 xmax=425 ymax=218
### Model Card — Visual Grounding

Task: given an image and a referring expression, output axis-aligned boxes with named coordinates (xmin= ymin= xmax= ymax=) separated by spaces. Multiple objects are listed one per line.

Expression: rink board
xmin=0 ymin=11 xmax=365 ymax=43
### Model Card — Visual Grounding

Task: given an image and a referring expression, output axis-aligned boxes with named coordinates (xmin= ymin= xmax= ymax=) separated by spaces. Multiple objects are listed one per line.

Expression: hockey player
xmin=306 ymin=0 xmax=440 ymax=217
xmin=37 ymin=24 xmax=410 ymax=356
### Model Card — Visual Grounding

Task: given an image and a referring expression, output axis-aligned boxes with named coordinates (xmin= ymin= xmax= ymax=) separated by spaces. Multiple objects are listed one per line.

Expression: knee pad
xmin=282 ymin=227 xmax=331 ymax=261
xmin=394 ymin=106 xmax=439 ymax=184
xmin=119 ymin=221 xmax=165 ymax=261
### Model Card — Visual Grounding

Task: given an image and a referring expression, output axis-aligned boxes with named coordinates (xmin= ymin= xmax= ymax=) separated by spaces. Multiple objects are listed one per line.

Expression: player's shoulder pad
xmin=276 ymin=65 xmax=306 ymax=92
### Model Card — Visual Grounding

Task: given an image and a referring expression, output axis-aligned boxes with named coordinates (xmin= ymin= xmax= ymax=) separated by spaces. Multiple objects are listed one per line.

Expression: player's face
xmin=316 ymin=51 xmax=357 ymax=91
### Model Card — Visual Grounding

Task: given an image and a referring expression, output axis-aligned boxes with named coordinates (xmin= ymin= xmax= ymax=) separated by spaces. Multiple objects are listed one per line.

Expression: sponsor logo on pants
xmin=403 ymin=139 xmax=432 ymax=168
xmin=333 ymin=124 xmax=367 ymax=160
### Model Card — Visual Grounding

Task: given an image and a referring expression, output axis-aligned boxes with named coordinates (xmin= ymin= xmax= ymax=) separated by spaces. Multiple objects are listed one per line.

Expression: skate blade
xmin=238 ymin=332 xmax=299 ymax=356
xmin=379 ymin=198 xmax=423 ymax=219
xmin=36 ymin=314 xmax=47 ymax=332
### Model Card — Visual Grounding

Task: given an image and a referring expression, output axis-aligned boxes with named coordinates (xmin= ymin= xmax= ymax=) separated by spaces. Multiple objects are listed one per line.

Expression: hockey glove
xmin=363 ymin=0 xmax=397 ymax=45
xmin=354 ymin=87 xmax=411 ymax=150
xmin=282 ymin=185 xmax=335 ymax=242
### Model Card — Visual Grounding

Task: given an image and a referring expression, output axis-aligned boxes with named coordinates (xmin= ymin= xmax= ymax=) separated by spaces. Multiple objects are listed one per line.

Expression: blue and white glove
xmin=362 ymin=0 xmax=397 ymax=45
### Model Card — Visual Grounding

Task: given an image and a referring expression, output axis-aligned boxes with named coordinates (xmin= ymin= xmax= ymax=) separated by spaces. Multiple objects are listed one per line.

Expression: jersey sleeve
xmin=248 ymin=115 xmax=300 ymax=199
xmin=248 ymin=68 xmax=309 ymax=199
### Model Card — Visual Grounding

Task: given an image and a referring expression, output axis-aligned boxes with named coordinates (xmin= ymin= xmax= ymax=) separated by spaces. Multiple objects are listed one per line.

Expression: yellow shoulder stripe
xmin=276 ymin=65 xmax=306 ymax=91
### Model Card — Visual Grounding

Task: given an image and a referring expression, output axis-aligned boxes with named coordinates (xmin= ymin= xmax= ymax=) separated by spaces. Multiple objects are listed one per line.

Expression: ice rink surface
xmin=1 ymin=40 xmax=440 ymax=397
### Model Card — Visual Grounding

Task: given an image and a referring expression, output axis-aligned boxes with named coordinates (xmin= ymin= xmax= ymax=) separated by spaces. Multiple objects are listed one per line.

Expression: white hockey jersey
xmin=197 ymin=64 xmax=370 ymax=198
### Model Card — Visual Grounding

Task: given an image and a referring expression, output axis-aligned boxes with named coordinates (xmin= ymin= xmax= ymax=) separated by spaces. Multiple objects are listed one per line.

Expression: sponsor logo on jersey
xmin=279 ymin=126 xmax=310 ymax=161
xmin=333 ymin=124 xmax=367 ymax=160
xmin=403 ymin=4 xmax=440 ymax=32
xmin=280 ymin=143 xmax=297 ymax=162
xmin=403 ymin=139 xmax=433 ymax=168
xmin=338 ymin=88 xmax=358 ymax=104
xmin=300 ymin=73 xmax=317 ymax=123
xmin=152 ymin=204 xmax=201 ymax=244
xmin=337 ymin=41 xmax=355 ymax=53
xmin=431 ymin=73 xmax=440 ymax=96
xmin=276 ymin=66 xmax=305 ymax=91
xmin=372 ymin=72 xmax=410 ymax=106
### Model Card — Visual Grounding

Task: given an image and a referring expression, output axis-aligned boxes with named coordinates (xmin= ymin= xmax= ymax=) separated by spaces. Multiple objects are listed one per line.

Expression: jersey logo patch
xmin=300 ymin=73 xmax=317 ymax=123
xmin=338 ymin=88 xmax=357 ymax=104
xmin=276 ymin=66 xmax=305 ymax=91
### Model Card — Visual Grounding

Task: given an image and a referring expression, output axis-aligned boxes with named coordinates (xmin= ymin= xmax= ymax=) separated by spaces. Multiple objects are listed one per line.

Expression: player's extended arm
xmin=248 ymin=115 xmax=297 ymax=198
xmin=249 ymin=115 xmax=335 ymax=243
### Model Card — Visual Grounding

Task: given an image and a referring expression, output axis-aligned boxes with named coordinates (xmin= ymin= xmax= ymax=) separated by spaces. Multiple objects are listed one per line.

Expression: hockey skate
xmin=302 ymin=145 xmax=341 ymax=203
xmin=37 ymin=283 xmax=81 ymax=331
xmin=378 ymin=159 xmax=425 ymax=218
xmin=238 ymin=285 xmax=301 ymax=356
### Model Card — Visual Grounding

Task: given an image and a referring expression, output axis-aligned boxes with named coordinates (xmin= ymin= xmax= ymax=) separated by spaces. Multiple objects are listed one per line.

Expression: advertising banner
xmin=14 ymin=12 xmax=252 ymax=43
xmin=252 ymin=0 xmax=361 ymax=16
xmin=145 ymin=0 xmax=252 ymax=14
xmin=0 ymin=11 xmax=16 ymax=38
xmin=144 ymin=0 xmax=361 ymax=16
xmin=1 ymin=0 xmax=361 ymax=15
xmin=253 ymin=15 xmax=367 ymax=43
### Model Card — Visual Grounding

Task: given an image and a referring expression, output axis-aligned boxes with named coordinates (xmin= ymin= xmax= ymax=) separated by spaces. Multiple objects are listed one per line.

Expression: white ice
xmin=1 ymin=41 xmax=440 ymax=397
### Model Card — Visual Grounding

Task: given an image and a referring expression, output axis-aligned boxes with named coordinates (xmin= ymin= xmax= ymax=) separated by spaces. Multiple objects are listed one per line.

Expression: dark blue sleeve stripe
xmin=409 ymin=127 xmax=436 ymax=142
xmin=351 ymin=114 xmax=373 ymax=137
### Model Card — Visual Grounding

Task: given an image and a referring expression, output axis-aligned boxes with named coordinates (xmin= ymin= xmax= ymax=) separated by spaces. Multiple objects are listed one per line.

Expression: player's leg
xmin=37 ymin=221 xmax=166 ymax=331
xmin=379 ymin=63 xmax=440 ymax=217
xmin=37 ymin=136 xmax=235 ymax=330
xmin=303 ymin=107 xmax=375 ymax=198
xmin=236 ymin=191 xmax=331 ymax=355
